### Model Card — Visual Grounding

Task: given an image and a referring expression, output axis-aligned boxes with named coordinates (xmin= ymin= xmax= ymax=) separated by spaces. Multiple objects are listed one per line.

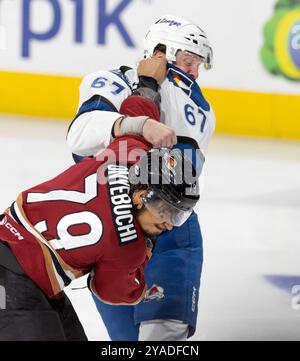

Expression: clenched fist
xmin=137 ymin=57 xmax=167 ymax=85
xmin=142 ymin=118 xmax=177 ymax=148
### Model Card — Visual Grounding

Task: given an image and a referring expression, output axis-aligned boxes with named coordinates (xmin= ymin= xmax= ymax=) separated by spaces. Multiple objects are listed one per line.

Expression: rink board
xmin=1 ymin=71 xmax=300 ymax=140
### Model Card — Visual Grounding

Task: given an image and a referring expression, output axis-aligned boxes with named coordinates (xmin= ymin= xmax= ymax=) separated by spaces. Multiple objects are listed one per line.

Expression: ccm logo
xmin=5 ymin=223 xmax=24 ymax=241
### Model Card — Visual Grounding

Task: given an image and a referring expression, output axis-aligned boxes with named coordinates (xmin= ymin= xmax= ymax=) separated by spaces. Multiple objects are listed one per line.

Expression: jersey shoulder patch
xmin=167 ymin=64 xmax=210 ymax=111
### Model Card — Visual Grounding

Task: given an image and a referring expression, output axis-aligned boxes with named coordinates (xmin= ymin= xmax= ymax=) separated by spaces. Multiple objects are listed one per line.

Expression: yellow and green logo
xmin=261 ymin=0 xmax=300 ymax=81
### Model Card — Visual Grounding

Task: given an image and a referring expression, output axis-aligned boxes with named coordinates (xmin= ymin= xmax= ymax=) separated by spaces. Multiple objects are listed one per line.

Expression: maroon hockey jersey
xmin=0 ymin=135 xmax=151 ymax=305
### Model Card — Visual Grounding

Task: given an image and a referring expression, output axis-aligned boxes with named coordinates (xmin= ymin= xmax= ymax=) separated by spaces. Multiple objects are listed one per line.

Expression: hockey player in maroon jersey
xmin=0 ymin=132 xmax=200 ymax=340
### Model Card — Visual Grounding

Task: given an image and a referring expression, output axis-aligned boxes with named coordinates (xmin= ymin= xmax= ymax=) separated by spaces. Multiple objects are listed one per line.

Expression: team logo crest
xmin=143 ymin=284 xmax=165 ymax=303
xmin=172 ymin=74 xmax=191 ymax=91
xmin=261 ymin=0 xmax=300 ymax=81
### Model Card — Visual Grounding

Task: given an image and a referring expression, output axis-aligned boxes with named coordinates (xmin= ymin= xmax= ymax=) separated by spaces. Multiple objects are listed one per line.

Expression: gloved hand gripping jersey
xmin=132 ymin=57 xmax=167 ymax=111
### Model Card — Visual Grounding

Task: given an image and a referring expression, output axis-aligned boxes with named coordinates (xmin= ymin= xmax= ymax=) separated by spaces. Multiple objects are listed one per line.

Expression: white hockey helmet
xmin=143 ymin=14 xmax=213 ymax=70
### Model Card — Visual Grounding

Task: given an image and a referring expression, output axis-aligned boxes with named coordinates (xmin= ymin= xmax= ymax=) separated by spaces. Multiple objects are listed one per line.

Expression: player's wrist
xmin=119 ymin=115 xmax=150 ymax=136
xmin=138 ymin=76 xmax=159 ymax=92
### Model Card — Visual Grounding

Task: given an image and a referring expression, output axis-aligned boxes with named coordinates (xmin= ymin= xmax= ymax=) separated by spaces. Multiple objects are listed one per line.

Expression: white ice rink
xmin=1 ymin=115 xmax=300 ymax=341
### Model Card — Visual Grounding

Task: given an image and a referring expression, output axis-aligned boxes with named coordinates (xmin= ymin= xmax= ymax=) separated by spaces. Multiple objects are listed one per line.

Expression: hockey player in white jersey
xmin=67 ymin=14 xmax=215 ymax=341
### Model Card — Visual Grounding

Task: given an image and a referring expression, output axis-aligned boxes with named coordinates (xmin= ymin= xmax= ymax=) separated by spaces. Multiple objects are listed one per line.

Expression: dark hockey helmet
xmin=129 ymin=148 xmax=203 ymax=226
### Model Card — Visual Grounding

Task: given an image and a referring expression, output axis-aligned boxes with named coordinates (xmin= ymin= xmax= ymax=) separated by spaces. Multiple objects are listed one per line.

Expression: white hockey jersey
xmin=67 ymin=64 xmax=215 ymax=158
